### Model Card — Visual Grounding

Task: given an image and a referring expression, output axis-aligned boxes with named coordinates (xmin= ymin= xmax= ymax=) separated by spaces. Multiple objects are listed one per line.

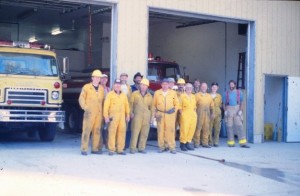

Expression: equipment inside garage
xmin=148 ymin=11 xmax=248 ymax=92
xmin=0 ymin=0 xmax=112 ymax=71
xmin=0 ymin=0 xmax=112 ymax=137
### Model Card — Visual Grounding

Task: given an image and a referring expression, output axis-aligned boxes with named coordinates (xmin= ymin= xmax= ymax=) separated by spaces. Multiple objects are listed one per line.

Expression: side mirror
xmin=62 ymin=57 xmax=69 ymax=74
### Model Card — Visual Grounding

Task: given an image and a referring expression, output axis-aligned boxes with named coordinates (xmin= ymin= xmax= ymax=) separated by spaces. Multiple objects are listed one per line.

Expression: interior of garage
xmin=148 ymin=11 xmax=247 ymax=92
xmin=0 ymin=0 xmax=112 ymax=72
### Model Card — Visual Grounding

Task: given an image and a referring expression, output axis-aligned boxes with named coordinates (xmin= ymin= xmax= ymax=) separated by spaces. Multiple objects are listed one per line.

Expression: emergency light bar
xmin=0 ymin=40 xmax=50 ymax=50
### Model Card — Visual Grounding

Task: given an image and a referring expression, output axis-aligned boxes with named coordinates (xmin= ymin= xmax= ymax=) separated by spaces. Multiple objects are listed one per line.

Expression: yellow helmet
xmin=140 ymin=78 xmax=149 ymax=86
xmin=177 ymin=78 xmax=185 ymax=84
xmin=92 ymin=69 xmax=102 ymax=77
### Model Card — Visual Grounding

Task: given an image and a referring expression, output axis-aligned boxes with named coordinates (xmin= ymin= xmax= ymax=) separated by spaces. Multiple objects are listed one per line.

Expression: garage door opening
xmin=0 ymin=0 xmax=114 ymax=132
xmin=0 ymin=0 xmax=113 ymax=71
xmin=148 ymin=9 xmax=256 ymax=142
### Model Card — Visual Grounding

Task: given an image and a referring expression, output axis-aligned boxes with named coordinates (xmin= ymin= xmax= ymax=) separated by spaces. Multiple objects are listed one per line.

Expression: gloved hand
xmin=166 ymin=108 xmax=175 ymax=114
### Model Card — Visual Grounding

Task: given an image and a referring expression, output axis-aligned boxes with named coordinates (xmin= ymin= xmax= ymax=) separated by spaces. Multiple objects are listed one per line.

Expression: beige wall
xmin=108 ymin=0 xmax=300 ymax=143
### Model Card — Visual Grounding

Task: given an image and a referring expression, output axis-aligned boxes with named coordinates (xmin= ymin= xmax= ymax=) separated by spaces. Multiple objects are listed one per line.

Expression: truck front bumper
xmin=0 ymin=109 xmax=65 ymax=122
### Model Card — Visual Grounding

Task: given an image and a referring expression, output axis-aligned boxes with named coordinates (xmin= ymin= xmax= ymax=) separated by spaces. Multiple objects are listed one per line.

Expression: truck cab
xmin=0 ymin=40 xmax=66 ymax=141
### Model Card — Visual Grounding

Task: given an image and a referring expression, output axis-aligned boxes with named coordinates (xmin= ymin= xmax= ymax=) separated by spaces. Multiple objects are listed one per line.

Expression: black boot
xmin=186 ymin=142 xmax=194 ymax=150
xmin=180 ymin=143 xmax=187 ymax=151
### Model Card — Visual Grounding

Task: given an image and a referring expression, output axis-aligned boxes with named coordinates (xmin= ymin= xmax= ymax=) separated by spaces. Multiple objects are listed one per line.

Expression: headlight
xmin=51 ymin=91 xmax=59 ymax=100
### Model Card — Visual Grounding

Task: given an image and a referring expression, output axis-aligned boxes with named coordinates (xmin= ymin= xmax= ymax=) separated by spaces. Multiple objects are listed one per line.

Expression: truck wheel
xmin=66 ymin=107 xmax=79 ymax=131
xmin=39 ymin=123 xmax=57 ymax=142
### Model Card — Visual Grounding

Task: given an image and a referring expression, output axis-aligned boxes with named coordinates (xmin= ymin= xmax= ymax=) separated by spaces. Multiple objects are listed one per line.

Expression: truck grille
xmin=6 ymin=88 xmax=46 ymax=105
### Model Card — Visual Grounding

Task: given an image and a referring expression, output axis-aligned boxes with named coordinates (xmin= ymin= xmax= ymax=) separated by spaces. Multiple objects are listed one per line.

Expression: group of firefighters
xmin=78 ymin=69 xmax=250 ymax=156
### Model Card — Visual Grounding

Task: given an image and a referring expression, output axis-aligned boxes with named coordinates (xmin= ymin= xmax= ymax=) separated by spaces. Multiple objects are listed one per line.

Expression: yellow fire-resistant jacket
xmin=103 ymin=91 xmax=130 ymax=119
xmin=153 ymin=89 xmax=179 ymax=113
xmin=79 ymin=83 xmax=105 ymax=114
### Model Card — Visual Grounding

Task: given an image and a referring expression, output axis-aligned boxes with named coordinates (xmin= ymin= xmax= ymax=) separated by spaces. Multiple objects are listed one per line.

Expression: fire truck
xmin=62 ymin=54 xmax=182 ymax=132
xmin=0 ymin=40 xmax=67 ymax=141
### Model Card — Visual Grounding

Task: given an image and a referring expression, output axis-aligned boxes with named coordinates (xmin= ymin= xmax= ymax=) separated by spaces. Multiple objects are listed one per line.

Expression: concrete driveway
xmin=1 ymin=131 xmax=300 ymax=195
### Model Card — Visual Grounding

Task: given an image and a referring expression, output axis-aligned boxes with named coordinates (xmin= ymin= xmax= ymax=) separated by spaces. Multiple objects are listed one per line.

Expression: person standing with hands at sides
xmin=178 ymin=83 xmax=197 ymax=151
xmin=129 ymin=78 xmax=153 ymax=154
xmin=209 ymin=82 xmax=222 ymax=147
xmin=153 ymin=78 xmax=179 ymax=154
xmin=78 ymin=70 xmax=105 ymax=156
xmin=193 ymin=82 xmax=214 ymax=148
xmin=223 ymin=80 xmax=250 ymax=148
xmin=103 ymin=79 xmax=130 ymax=155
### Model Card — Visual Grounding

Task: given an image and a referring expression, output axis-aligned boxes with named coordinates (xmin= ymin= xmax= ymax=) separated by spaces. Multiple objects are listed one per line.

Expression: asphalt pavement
xmin=0 ymin=130 xmax=300 ymax=195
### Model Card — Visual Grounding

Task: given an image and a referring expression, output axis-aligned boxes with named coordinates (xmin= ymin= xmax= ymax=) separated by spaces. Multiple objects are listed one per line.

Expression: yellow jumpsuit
xmin=79 ymin=83 xmax=105 ymax=153
xmin=209 ymin=93 xmax=222 ymax=146
xmin=129 ymin=91 xmax=153 ymax=151
xmin=103 ymin=91 xmax=130 ymax=153
xmin=179 ymin=93 xmax=197 ymax=144
xmin=193 ymin=93 xmax=214 ymax=146
xmin=153 ymin=89 xmax=179 ymax=151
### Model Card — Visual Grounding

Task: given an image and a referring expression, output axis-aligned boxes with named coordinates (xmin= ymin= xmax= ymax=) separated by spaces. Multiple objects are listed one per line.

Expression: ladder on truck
xmin=237 ymin=52 xmax=246 ymax=89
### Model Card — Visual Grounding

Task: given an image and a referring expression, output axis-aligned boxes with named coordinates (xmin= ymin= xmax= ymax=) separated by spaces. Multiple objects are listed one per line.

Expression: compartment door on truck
xmin=286 ymin=76 xmax=300 ymax=142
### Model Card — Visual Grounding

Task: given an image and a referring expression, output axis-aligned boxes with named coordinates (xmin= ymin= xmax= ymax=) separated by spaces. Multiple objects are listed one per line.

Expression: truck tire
xmin=39 ymin=123 xmax=57 ymax=141
xmin=66 ymin=107 xmax=80 ymax=131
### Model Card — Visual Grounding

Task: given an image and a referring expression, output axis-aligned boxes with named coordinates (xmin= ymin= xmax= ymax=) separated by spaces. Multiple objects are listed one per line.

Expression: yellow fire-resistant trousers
xmin=194 ymin=109 xmax=210 ymax=146
xmin=209 ymin=112 xmax=221 ymax=145
xmin=157 ymin=112 xmax=176 ymax=151
xmin=180 ymin=110 xmax=197 ymax=143
xmin=81 ymin=111 xmax=102 ymax=152
xmin=225 ymin=105 xmax=247 ymax=145
xmin=108 ymin=115 xmax=127 ymax=153
xmin=130 ymin=116 xmax=151 ymax=151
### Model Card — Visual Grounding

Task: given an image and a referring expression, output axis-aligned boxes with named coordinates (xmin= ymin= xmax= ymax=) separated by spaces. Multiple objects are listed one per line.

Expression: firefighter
xmin=175 ymin=78 xmax=186 ymax=137
xmin=129 ymin=78 xmax=152 ymax=154
xmin=223 ymin=80 xmax=250 ymax=148
xmin=131 ymin=72 xmax=143 ymax=92
xmin=168 ymin=77 xmax=178 ymax=90
xmin=120 ymin=73 xmax=132 ymax=99
xmin=209 ymin=82 xmax=222 ymax=147
xmin=178 ymin=83 xmax=197 ymax=151
xmin=192 ymin=79 xmax=201 ymax=94
xmin=120 ymin=72 xmax=132 ymax=149
xmin=193 ymin=82 xmax=214 ymax=148
xmin=100 ymin=74 xmax=110 ymax=96
xmin=153 ymin=78 xmax=179 ymax=154
xmin=103 ymin=79 xmax=130 ymax=155
xmin=78 ymin=69 xmax=105 ymax=156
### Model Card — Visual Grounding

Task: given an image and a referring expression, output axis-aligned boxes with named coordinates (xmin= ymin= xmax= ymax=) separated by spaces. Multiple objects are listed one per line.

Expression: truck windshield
xmin=148 ymin=63 xmax=180 ymax=81
xmin=0 ymin=53 xmax=58 ymax=76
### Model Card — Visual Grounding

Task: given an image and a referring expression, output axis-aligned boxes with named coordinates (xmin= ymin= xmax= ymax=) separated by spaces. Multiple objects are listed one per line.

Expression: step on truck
xmin=0 ymin=40 xmax=68 ymax=141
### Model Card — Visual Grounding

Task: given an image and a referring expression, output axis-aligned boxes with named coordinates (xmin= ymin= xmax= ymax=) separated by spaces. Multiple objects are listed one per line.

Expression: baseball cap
xmin=162 ymin=78 xmax=169 ymax=83
xmin=114 ymin=79 xmax=122 ymax=84
xmin=168 ymin=77 xmax=175 ymax=83
xmin=101 ymin=74 xmax=108 ymax=78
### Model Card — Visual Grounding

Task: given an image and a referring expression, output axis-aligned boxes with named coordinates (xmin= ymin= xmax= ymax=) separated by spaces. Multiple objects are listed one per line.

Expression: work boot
xmin=158 ymin=149 xmax=164 ymax=153
xmin=91 ymin=150 xmax=102 ymax=155
xmin=213 ymin=144 xmax=219 ymax=147
xmin=241 ymin=144 xmax=250 ymax=148
xmin=138 ymin=150 xmax=147 ymax=154
xmin=228 ymin=144 xmax=235 ymax=147
xmin=180 ymin=143 xmax=188 ymax=151
xmin=194 ymin=144 xmax=200 ymax=148
xmin=108 ymin=151 xmax=115 ymax=156
xmin=202 ymin=144 xmax=211 ymax=148
xmin=81 ymin=151 xmax=88 ymax=156
xmin=130 ymin=149 xmax=136 ymax=154
xmin=186 ymin=142 xmax=194 ymax=150
xmin=117 ymin=152 xmax=126 ymax=155
xmin=170 ymin=150 xmax=176 ymax=154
